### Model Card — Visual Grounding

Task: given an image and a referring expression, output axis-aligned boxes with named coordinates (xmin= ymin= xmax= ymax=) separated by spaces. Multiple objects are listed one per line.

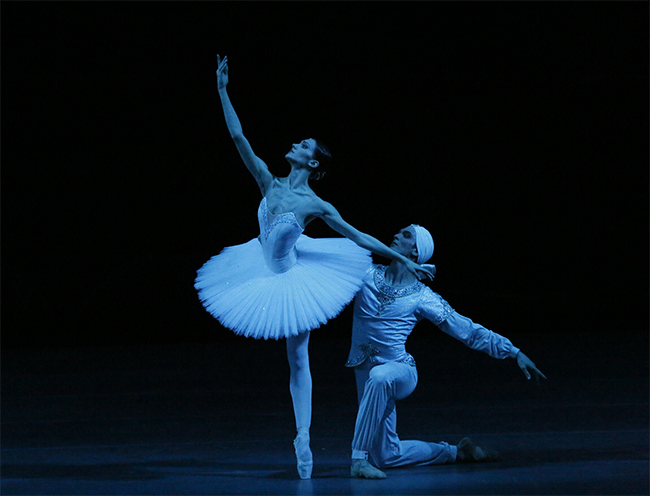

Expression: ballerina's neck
xmin=287 ymin=167 xmax=313 ymax=188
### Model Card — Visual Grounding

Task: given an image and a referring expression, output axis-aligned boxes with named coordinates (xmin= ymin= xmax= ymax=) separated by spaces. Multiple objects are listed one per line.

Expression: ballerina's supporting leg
xmin=286 ymin=331 xmax=313 ymax=479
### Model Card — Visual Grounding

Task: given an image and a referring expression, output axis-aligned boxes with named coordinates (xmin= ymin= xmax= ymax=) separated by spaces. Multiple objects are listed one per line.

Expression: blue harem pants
xmin=351 ymin=359 xmax=457 ymax=468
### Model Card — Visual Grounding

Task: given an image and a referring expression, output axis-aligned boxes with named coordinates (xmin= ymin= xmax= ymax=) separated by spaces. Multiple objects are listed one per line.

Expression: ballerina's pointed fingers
xmin=422 ymin=264 xmax=436 ymax=278
xmin=418 ymin=265 xmax=435 ymax=280
xmin=217 ymin=55 xmax=228 ymax=71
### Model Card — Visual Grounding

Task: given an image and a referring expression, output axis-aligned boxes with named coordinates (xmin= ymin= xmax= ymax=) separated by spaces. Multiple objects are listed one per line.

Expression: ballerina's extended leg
xmin=287 ymin=332 xmax=313 ymax=479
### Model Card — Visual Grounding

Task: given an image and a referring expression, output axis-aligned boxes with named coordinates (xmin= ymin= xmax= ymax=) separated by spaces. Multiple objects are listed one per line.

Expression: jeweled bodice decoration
xmin=257 ymin=198 xmax=304 ymax=274
xmin=259 ymin=198 xmax=302 ymax=243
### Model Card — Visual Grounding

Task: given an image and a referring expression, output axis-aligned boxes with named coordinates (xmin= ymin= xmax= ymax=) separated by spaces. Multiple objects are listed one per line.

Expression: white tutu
xmin=195 ymin=235 xmax=372 ymax=339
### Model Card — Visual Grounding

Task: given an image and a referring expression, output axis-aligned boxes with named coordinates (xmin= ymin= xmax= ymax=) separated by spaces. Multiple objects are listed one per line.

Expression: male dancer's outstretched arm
xmin=436 ymin=312 xmax=547 ymax=383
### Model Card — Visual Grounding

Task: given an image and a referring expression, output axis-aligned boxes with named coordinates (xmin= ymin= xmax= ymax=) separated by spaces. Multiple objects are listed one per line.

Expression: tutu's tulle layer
xmin=195 ymin=235 xmax=372 ymax=339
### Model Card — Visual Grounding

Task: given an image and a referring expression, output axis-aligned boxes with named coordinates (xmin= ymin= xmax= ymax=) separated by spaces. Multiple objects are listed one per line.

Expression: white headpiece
xmin=411 ymin=225 xmax=434 ymax=264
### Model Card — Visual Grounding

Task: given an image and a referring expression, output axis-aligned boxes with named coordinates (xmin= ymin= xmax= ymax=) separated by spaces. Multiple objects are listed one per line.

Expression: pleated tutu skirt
xmin=195 ymin=235 xmax=372 ymax=339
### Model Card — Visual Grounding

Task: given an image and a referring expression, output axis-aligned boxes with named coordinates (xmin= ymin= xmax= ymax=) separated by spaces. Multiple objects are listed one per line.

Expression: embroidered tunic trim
xmin=374 ymin=265 xmax=423 ymax=316
xmin=345 ymin=344 xmax=416 ymax=367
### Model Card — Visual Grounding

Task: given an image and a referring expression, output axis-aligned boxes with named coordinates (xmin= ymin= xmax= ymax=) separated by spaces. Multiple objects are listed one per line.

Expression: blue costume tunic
xmin=346 ymin=264 xmax=520 ymax=367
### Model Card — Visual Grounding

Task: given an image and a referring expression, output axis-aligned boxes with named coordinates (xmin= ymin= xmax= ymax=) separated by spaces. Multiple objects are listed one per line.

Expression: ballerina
xmin=195 ymin=55 xmax=434 ymax=479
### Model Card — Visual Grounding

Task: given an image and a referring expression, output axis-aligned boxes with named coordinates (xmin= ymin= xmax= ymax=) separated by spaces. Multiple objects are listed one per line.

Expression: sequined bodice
xmin=257 ymin=197 xmax=305 ymax=274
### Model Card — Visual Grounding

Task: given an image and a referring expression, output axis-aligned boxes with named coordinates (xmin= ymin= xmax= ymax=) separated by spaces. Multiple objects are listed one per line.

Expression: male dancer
xmin=347 ymin=225 xmax=547 ymax=479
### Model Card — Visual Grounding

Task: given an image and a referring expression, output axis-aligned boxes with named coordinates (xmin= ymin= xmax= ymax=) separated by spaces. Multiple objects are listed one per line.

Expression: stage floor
xmin=2 ymin=330 xmax=648 ymax=495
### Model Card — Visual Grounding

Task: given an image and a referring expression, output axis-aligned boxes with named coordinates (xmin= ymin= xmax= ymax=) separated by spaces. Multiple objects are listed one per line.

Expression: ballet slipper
xmin=350 ymin=459 xmax=387 ymax=479
xmin=293 ymin=433 xmax=313 ymax=479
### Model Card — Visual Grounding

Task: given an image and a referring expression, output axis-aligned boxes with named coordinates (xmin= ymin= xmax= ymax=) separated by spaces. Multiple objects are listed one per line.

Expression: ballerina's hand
xmin=216 ymin=54 xmax=229 ymax=90
xmin=406 ymin=260 xmax=435 ymax=281
xmin=421 ymin=264 xmax=436 ymax=278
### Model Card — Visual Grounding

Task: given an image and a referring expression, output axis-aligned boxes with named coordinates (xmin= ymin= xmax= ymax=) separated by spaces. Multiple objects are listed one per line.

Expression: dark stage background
xmin=2 ymin=2 xmax=648 ymax=349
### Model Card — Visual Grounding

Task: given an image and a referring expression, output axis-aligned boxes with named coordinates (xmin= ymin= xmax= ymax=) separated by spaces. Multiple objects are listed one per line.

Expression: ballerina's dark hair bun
xmin=310 ymin=140 xmax=332 ymax=181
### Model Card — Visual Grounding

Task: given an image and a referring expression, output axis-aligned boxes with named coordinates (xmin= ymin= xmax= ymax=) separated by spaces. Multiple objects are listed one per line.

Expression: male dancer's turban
xmin=411 ymin=225 xmax=434 ymax=264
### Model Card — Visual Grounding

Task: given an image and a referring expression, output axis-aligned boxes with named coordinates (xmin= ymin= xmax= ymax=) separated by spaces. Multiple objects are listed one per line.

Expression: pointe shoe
xmin=456 ymin=437 xmax=500 ymax=463
xmin=350 ymin=459 xmax=387 ymax=479
xmin=293 ymin=434 xmax=313 ymax=479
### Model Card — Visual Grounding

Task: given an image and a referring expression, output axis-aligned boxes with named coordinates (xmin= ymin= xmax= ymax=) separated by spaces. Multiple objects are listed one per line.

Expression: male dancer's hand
xmin=516 ymin=351 xmax=547 ymax=384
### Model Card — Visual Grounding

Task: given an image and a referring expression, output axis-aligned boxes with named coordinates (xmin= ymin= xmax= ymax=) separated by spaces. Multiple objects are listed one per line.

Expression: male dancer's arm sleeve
xmin=437 ymin=312 xmax=520 ymax=359
xmin=417 ymin=288 xmax=519 ymax=359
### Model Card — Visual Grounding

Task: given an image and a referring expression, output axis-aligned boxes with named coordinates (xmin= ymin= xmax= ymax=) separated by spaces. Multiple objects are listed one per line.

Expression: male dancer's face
xmin=390 ymin=226 xmax=418 ymax=261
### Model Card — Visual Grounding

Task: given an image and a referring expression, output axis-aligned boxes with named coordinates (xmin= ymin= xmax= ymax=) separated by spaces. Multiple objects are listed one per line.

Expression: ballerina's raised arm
xmin=215 ymin=55 xmax=434 ymax=281
xmin=216 ymin=54 xmax=274 ymax=196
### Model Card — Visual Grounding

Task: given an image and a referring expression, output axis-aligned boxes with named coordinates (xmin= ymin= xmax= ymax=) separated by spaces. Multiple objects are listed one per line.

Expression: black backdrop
xmin=2 ymin=2 xmax=648 ymax=347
